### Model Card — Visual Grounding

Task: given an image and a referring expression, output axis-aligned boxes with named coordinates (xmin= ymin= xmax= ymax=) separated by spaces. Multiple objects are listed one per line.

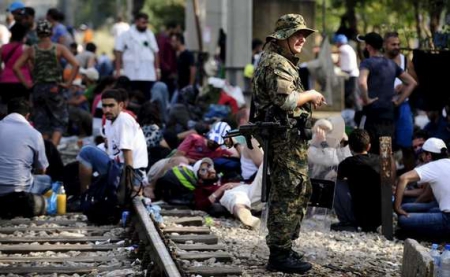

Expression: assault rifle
xmin=223 ymin=122 xmax=287 ymax=202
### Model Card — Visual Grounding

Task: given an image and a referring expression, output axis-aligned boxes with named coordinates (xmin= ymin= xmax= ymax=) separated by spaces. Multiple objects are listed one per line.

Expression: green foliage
xmin=316 ymin=0 xmax=346 ymax=36
xmin=318 ymin=0 xmax=445 ymax=48
xmin=74 ymin=0 xmax=117 ymax=28
xmin=142 ymin=0 xmax=185 ymax=31
xmin=70 ymin=0 xmax=185 ymax=31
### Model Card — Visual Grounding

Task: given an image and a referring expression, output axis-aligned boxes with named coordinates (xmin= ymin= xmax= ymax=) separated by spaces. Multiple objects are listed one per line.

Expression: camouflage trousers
xmin=32 ymin=83 xmax=69 ymax=135
xmin=266 ymin=133 xmax=312 ymax=251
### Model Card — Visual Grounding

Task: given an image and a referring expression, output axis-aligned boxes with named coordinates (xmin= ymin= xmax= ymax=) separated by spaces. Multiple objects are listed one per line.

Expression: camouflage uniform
xmin=32 ymin=22 xmax=68 ymax=135
xmin=252 ymin=14 xmax=316 ymax=253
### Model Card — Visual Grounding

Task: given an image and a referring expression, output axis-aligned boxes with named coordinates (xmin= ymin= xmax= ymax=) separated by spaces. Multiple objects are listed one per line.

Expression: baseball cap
xmin=6 ymin=1 xmax=25 ymax=13
xmin=80 ymin=67 xmax=99 ymax=81
xmin=333 ymin=34 xmax=348 ymax=44
xmin=422 ymin=138 xmax=447 ymax=154
xmin=266 ymin=14 xmax=317 ymax=41
xmin=207 ymin=121 xmax=231 ymax=145
xmin=357 ymin=32 xmax=383 ymax=50
xmin=193 ymin=158 xmax=214 ymax=178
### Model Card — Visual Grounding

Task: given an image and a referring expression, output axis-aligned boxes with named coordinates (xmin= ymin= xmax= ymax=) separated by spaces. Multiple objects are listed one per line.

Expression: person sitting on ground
xmin=137 ymin=101 xmax=171 ymax=169
xmin=394 ymin=138 xmax=450 ymax=239
xmin=0 ymin=98 xmax=51 ymax=218
xmin=229 ymin=108 xmax=263 ymax=182
xmin=144 ymin=122 xmax=237 ymax=199
xmin=400 ymin=130 xmax=431 ymax=202
xmin=307 ymin=115 xmax=351 ymax=181
xmin=219 ymin=164 xmax=264 ymax=229
xmin=173 ymin=121 xmax=238 ymax=164
xmin=67 ymin=79 xmax=92 ymax=137
xmin=192 ymin=157 xmax=239 ymax=216
xmin=333 ymin=129 xmax=381 ymax=232
xmin=77 ymin=89 xmax=148 ymax=194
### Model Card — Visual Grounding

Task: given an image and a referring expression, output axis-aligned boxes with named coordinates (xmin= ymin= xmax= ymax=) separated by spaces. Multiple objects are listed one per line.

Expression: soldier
xmin=252 ymin=14 xmax=325 ymax=274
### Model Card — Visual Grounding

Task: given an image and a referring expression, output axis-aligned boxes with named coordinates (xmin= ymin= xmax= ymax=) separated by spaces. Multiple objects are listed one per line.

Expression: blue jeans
xmin=398 ymin=204 xmax=450 ymax=237
xmin=29 ymin=175 xmax=52 ymax=195
xmin=77 ymin=145 xmax=111 ymax=175
xmin=77 ymin=145 xmax=144 ymax=187
xmin=401 ymin=201 xmax=439 ymax=213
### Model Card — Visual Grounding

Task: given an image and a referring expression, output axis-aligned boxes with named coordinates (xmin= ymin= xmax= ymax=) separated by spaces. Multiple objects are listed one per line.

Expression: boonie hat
xmin=207 ymin=121 xmax=231 ymax=145
xmin=6 ymin=1 xmax=25 ymax=13
xmin=266 ymin=14 xmax=317 ymax=41
xmin=36 ymin=20 xmax=52 ymax=36
xmin=357 ymin=32 xmax=383 ymax=50
xmin=422 ymin=138 xmax=447 ymax=154
xmin=193 ymin=158 xmax=214 ymax=178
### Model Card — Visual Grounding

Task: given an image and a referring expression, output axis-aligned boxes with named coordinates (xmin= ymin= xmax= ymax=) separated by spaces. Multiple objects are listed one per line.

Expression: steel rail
xmin=132 ymin=198 xmax=182 ymax=277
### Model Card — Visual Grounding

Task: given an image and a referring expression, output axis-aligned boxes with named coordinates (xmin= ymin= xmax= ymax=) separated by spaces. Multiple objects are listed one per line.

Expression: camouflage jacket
xmin=252 ymin=42 xmax=311 ymax=122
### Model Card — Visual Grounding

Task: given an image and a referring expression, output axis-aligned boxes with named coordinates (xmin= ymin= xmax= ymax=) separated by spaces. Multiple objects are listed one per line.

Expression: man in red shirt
xmin=192 ymin=157 xmax=239 ymax=214
xmin=173 ymin=122 xmax=237 ymax=163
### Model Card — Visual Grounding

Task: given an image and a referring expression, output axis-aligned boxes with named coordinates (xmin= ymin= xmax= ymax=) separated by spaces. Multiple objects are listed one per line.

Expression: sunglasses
xmin=199 ymin=164 xmax=213 ymax=175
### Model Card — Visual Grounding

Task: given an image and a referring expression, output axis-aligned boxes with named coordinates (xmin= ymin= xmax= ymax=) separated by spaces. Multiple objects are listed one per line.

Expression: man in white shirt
xmin=111 ymin=16 xmax=129 ymax=40
xmin=77 ymin=89 xmax=148 ymax=193
xmin=394 ymin=138 xmax=450 ymax=238
xmin=114 ymin=12 xmax=160 ymax=101
xmin=334 ymin=34 xmax=359 ymax=109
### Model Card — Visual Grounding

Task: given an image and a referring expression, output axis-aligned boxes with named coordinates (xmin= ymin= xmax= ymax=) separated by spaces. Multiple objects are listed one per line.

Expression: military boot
xmin=267 ymin=248 xmax=312 ymax=274
xmin=290 ymin=249 xmax=304 ymax=261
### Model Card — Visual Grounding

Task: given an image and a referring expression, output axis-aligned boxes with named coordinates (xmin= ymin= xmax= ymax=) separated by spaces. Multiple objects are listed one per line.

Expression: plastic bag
xmin=46 ymin=182 xmax=62 ymax=215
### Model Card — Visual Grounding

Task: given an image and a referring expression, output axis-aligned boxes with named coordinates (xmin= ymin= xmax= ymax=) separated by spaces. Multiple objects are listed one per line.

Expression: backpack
xmin=80 ymin=161 xmax=140 ymax=225
xmin=154 ymin=166 xmax=197 ymax=206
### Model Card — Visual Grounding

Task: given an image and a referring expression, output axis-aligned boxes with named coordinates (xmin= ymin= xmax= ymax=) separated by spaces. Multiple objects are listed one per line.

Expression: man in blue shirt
xmin=357 ymin=32 xmax=417 ymax=154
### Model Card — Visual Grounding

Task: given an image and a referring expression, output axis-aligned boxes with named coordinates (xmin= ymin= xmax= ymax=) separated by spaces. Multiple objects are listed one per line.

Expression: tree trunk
xmin=133 ymin=0 xmax=145 ymax=16
xmin=428 ymin=0 xmax=444 ymax=35
xmin=345 ymin=0 xmax=358 ymax=40
xmin=413 ymin=0 xmax=422 ymax=43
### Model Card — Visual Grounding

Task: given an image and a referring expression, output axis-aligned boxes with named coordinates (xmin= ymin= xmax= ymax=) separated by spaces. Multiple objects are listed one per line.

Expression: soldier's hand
xmin=307 ymin=90 xmax=325 ymax=108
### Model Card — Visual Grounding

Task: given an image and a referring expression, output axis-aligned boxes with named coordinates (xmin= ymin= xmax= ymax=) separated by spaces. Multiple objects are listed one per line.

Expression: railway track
xmin=0 ymin=198 xmax=243 ymax=276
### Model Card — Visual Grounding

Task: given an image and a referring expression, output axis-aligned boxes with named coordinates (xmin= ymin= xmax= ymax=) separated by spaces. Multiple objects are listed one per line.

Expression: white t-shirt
xmin=104 ymin=112 xmax=148 ymax=170
xmin=114 ymin=25 xmax=159 ymax=81
xmin=339 ymin=44 xmax=359 ymax=77
xmin=415 ymin=159 xmax=450 ymax=212
xmin=0 ymin=24 xmax=10 ymax=46
xmin=394 ymin=54 xmax=405 ymax=88
xmin=111 ymin=22 xmax=130 ymax=40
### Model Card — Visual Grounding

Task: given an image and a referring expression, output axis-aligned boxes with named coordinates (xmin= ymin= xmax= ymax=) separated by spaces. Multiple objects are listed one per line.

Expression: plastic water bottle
xmin=430 ymin=244 xmax=441 ymax=277
xmin=440 ymin=244 xmax=450 ymax=277
xmin=56 ymin=185 xmax=67 ymax=215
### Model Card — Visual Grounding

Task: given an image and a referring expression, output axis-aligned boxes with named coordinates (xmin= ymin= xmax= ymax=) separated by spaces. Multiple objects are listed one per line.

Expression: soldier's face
xmin=287 ymin=30 xmax=306 ymax=54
